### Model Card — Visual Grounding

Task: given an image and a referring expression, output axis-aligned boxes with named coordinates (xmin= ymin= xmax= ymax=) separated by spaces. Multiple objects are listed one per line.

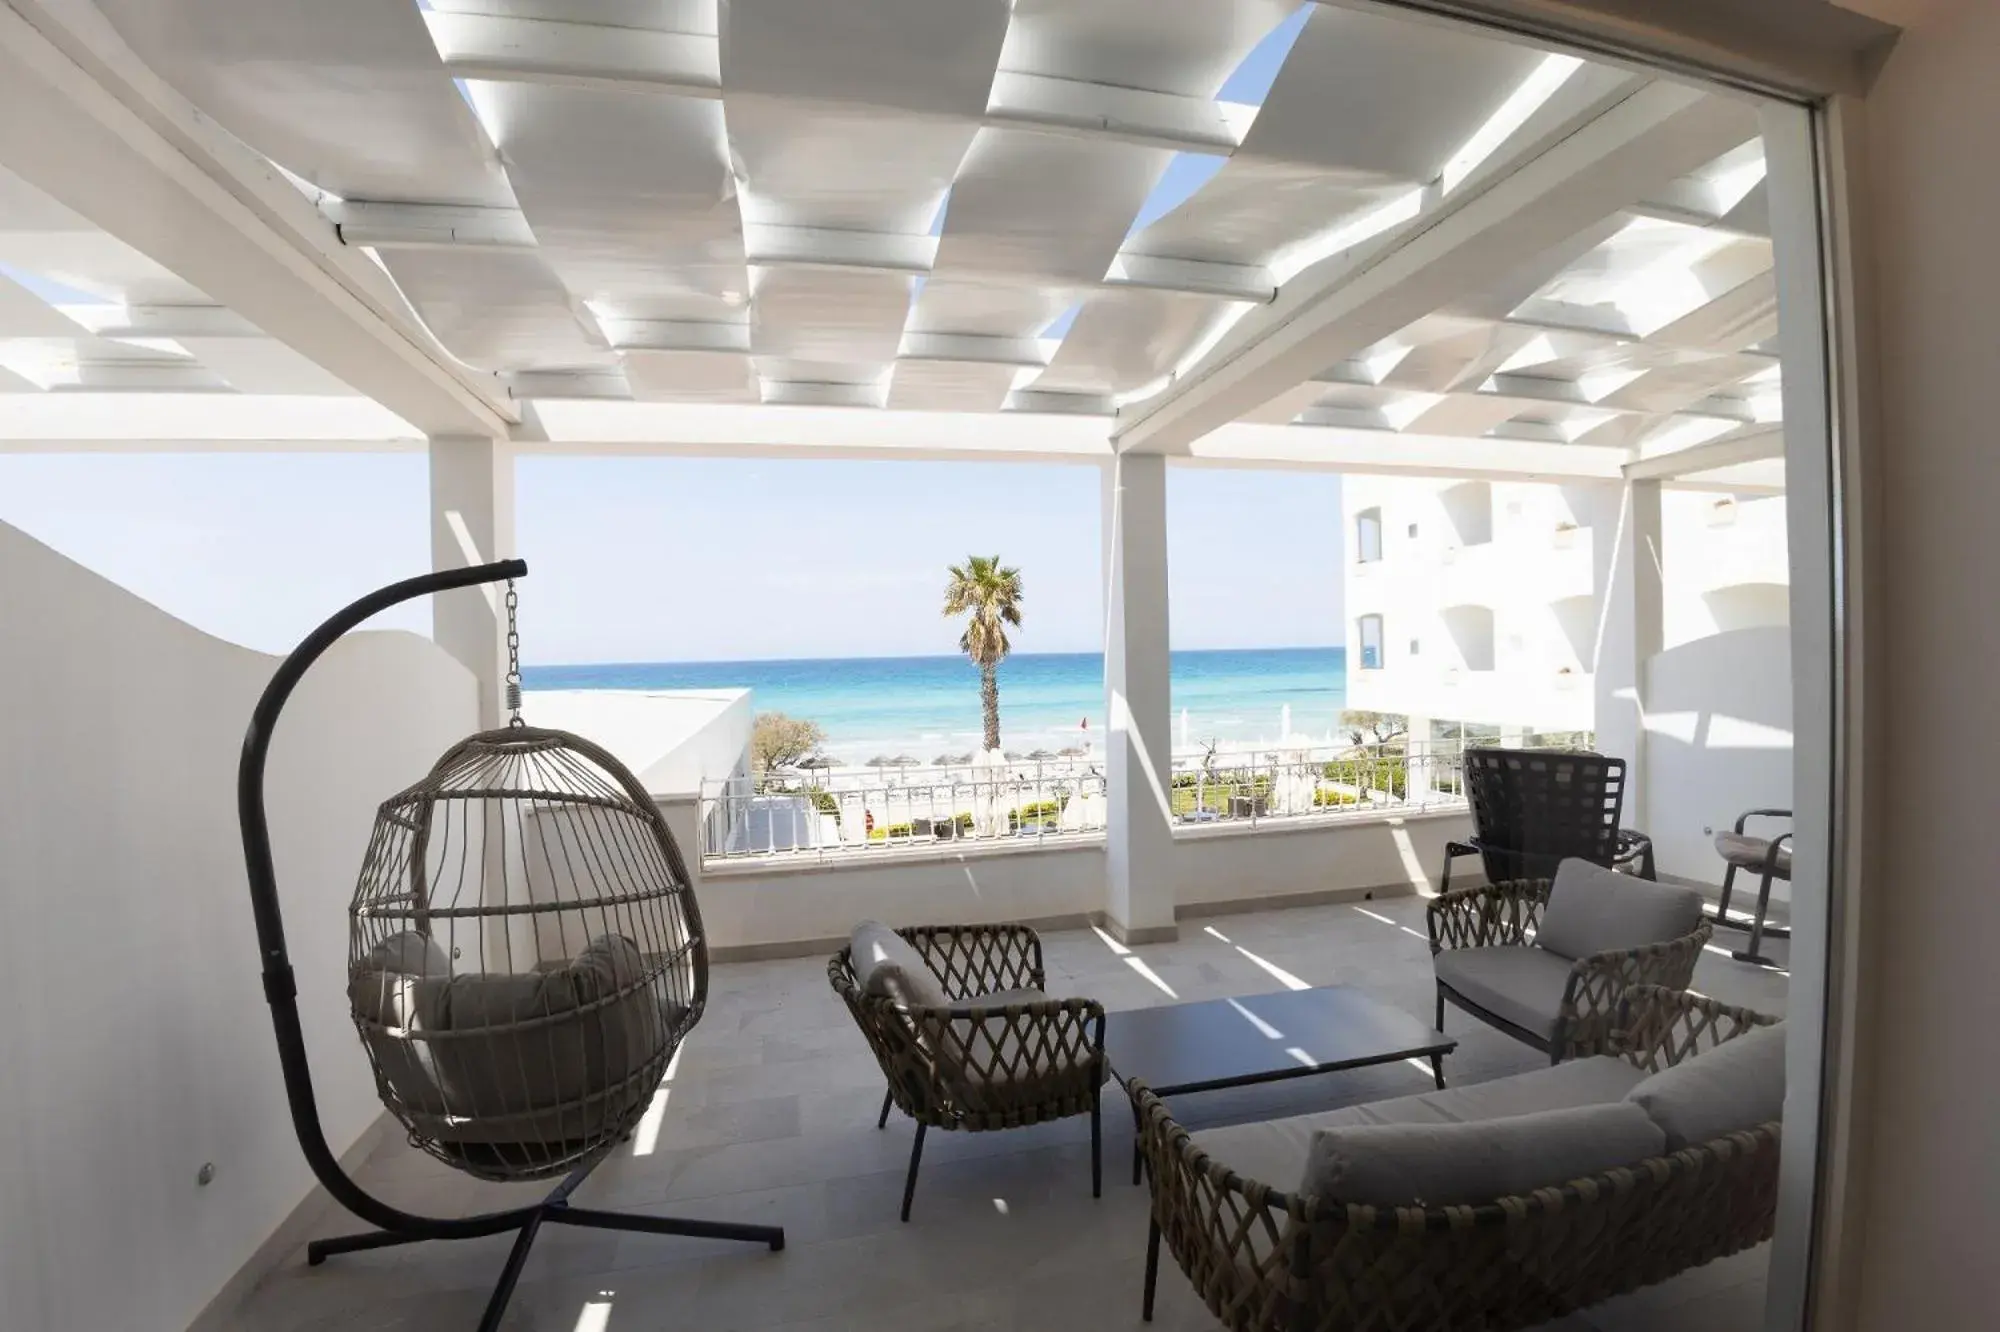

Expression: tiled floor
xmin=224 ymin=894 xmax=1792 ymax=1331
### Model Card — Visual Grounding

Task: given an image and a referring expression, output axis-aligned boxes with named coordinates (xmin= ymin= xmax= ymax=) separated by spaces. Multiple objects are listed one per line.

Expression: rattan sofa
xmin=1131 ymin=986 xmax=1781 ymax=1331
xmin=829 ymin=922 xmax=1107 ymax=1221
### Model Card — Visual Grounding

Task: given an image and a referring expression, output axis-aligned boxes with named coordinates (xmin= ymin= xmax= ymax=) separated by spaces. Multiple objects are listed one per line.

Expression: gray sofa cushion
xmin=1189 ymin=1055 xmax=1644 ymax=1187
xmin=1627 ymin=1021 xmax=1787 ymax=1150
xmin=1434 ymin=945 xmax=1576 ymax=1039
xmin=1536 ymin=859 xmax=1704 ymax=960
xmin=1302 ymin=1102 xmax=1667 ymax=1206
xmin=352 ymin=933 xmax=671 ymax=1147
xmin=850 ymin=920 xmax=949 ymax=1009
xmin=1714 ymin=831 xmax=1792 ymax=878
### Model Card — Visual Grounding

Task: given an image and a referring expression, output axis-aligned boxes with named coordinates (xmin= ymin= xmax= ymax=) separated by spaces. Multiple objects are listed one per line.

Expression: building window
xmin=1407 ymin=522 xmax=1419 ymax=539
xmin=1356 ymin=508 xmax=1383 ymax=563
xmin=1358 ymin=614 xmax=1384 ymax=670
xmin=1409 ymin=639 xmax=1421 ymax=656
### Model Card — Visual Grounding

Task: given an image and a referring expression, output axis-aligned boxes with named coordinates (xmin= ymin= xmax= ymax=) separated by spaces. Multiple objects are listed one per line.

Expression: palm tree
xmin=943 ymin=555 xmax=1023 ymax=752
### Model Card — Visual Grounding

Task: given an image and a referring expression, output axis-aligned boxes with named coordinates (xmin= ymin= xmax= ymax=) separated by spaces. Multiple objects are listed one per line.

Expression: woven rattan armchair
xmin=1427 ymin=877 xmax=1712 ymax=1062
xmin=829 ymin=923 xmax=1107 ymax=1221
xmin=1131 ymin=986 xmax=1780 ymax=1331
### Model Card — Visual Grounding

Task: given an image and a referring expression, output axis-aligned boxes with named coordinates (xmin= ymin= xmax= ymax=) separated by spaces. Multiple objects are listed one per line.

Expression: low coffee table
xmin=1105 ymin=985 xmax=1457 ymax=1184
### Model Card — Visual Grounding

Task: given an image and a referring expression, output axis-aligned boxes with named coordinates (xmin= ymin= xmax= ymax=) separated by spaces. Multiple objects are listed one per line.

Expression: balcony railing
xmin=1167 ymin=739 xmax=1470 ymax=828
xmin=700 ymin=757 xmax=1108 ymax=863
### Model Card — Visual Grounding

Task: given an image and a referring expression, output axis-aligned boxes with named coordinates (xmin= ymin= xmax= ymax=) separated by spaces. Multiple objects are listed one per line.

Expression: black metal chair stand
xmin=238 ymin=562 xmax=783 ymax=1332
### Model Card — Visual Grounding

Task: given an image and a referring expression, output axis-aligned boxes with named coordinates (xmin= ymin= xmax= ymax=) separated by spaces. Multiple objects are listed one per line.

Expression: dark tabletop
xmin=1105 ymin=985 xmax=1457 ymax=1097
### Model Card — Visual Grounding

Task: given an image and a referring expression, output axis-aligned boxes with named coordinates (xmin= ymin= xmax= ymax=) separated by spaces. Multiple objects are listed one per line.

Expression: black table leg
xmin=1430 ymin=1052 xmax=1447 ymax=1090
xmin=1142 ymin=1217 xmax=1161 ymax=1322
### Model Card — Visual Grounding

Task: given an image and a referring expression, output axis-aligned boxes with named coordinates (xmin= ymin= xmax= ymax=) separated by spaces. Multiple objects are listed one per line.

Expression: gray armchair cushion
xmin=1627 ymin=1021 xmax=1787 ymax=1150
xmin=1190 ymin=1055 xmax=1645 ymax=1187
xmin=1301 ymin=1102 xmax=1667 ymax=1206
xmin=1434 ymin=945 xmax=1577 ymax=1039
xmin=1536 ymin=858 xmax=1704 ymax=960
xmin=849 ymin=920 xmax=948 ymax=1009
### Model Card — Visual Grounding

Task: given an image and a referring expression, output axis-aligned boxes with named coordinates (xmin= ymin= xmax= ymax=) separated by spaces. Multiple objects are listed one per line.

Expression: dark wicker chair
xmin=1131 ymin=986 xmax=1780 ymax=1331
xmin=1441 ymin=746 xmax=1655 ymax=889
xmin=828 ymin=923 xmax=1107 ymax=1221
xmin=1427 ymin=878 xmax=1712 ymax=1061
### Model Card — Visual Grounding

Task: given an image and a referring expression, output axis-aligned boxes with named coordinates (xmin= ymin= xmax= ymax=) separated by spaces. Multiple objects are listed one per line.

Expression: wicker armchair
xmin=1131 ymin=986 xmax=1781 ymax=1331
xmin=1427 ymin=876 xmax=1713 ymax=1062
xmin=829 ymin=923 xmax=1107 ymax=1221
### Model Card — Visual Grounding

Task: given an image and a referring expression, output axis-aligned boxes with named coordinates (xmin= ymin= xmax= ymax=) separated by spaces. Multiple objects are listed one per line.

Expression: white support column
xmin=1405 ymin=714 xmax=1435 ymax=804
xmin=429 ymin=435 xmax=518 ymax=730
xmin=1102 ymin=454 xmax=1177 ymax=943
xmin=1587 ymin=479 xmax=1663 ymax=821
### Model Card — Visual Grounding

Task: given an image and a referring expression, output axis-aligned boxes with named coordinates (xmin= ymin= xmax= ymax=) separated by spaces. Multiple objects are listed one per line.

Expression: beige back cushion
xmin=1626 ymin=1020 xmax=1786 ymax=1150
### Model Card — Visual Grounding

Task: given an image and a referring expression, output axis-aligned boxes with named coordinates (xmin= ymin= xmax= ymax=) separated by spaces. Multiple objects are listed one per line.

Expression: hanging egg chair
xmin=238 ymin=561 xmax=780 ymax=1332
xmin=348 ymin=723 xmax=703 ymax=1182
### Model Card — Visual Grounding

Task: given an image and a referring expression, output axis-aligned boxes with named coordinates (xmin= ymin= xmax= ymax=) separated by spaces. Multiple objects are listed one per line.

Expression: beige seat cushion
xmin=1434 ymin=945 xmax=1576 ymax=1039
xmin=1302 ymin=1102 xmax=1666 ymax=1206
xmin=1714 ymin=832 xmax=1793 ymax=878
xmin=849 ymin=920 xmax=949 ymax=1009
xmin=1189 ymin=1055 xmax=1644 ymax=1188
xmin=1536 ymin=858 xmax=1705 ymax=959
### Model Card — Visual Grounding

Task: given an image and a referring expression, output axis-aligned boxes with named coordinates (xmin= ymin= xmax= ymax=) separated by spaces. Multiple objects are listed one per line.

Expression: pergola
xmin=0 ymin=0 xmax=1794 ymax=936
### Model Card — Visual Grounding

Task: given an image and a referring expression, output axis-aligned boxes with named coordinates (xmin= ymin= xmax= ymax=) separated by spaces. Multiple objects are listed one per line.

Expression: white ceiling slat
xmin=179 ymin=338 xmax=357 ymax=395
xmin=476 ymin=81 xmax=745 ymax=323
xmin=621 ymin=349 xmax=758 ymax=404
xmin=376 ymin=248 xmax=603 ymax=372
xmin=0 ymin=272 xmax=86 ymax=338
xmin=743 ymin=226 xmax=937 ymax=275
xmin=328 ymin=202 xmax=538 ymax=250
xmin=93 ymin=0 xmax=512 ymax=208
xmin=885 ymin=359 xmax=1018 ymax=412
xmin=422 ymin=12 xmax=720 ymax=98
xmin=1038 ymin=287 xmax=1228 ymax=398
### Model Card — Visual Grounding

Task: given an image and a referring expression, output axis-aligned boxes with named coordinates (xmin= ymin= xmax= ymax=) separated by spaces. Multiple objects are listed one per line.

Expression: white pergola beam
xmin=1102 ymin=254 xmax=1275 ymax=303
xmin=743 ymin=225 xmax=937 ymax=275
xmin=985 ymin=73 xmax=1248 ymax=155
xmin=1186 ymin=422 xmax=1629 ymax=480
xmin=0 ymin=1 xmax=515 ymax=438
xmin=328 ymin=201 xmax=538 ymax=250
xmin=56 ymin=303 xmax=263 ymax=338
xmin=0 ymin=392 xmax=421 ymax=446
xmin=896 ymin=332 xmax=1049 ymax=367
xmin=1113 ymin=82 xmax=1755 ymax=454
xmin=421 ymin=12 xmax=720 ymax=98
xmin=521 ymin=401 xmax=1114 ymax=461
xmin=1624 ymin=427 xmax=1783 ymax=479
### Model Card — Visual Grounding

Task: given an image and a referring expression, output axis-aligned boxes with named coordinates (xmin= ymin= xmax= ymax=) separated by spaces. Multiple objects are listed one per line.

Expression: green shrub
xmin=1313 ymin=788 xmax=1361 ymax=808
xmin=1320 ymin=756 xmax=1408 ymax=799
xmin=866 ymin=822 xmax=916 ymax=842
xmin=1008 ymin=800 xmax=1065 ymax=833
xmin=1171 ymin=773 xmax=1272 ymax=818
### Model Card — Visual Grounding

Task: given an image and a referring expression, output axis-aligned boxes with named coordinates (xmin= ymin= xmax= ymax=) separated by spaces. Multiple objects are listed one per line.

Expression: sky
xmin=0 ymin=453 xmax=1342 ymax=662
xmin=0 ymin=9 xmax=1345 ymax=665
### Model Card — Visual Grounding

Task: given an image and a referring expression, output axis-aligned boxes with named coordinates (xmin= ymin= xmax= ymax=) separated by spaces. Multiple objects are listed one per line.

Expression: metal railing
xmin=1166 ymin=739 xmax=1470 ymax=828
xmin=700 ymin=756 xmax=1108 ymax=863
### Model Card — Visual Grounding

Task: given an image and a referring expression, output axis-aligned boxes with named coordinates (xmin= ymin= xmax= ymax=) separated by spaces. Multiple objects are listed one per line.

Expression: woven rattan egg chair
xmin=237 ymin=561 xmax=781 ymax=1332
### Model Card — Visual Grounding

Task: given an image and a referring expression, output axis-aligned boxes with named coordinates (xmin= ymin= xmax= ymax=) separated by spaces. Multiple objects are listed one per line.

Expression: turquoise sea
xmin=525 ymin=647 xmax=1347 ymax=764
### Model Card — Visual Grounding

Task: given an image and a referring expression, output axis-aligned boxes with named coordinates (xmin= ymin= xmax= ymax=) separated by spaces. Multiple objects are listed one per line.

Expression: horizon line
xmin=523 ymin=643 xmax=1347 ymax=671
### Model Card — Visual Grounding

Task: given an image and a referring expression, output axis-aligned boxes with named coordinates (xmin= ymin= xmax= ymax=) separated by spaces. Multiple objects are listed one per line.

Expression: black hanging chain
xmin=504 ymin=578 xmax=525 ymax=728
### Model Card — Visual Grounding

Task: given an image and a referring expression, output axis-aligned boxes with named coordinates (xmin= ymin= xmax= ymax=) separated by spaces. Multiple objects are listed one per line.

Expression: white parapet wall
xmin=526 ymin=686 xmax=753 ymax=795
xmin=668 ymin=795 xmax=1477 ymax=956
xmin=0 ymin=520 xmax=478 ymax=1332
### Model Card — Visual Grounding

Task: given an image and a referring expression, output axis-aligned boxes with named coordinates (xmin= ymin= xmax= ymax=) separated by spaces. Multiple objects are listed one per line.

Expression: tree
xmin=942 ymin=554 xmax=1023 ymax=752
xmin=1340 ymin=710 xmax=1406 ymax=746
xmin=751 ymin=711 xmax=825 ymax=775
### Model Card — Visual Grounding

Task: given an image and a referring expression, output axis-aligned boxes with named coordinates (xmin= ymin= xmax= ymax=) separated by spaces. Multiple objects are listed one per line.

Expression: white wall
xmin=1837 ymin=1 xmax=2000 ymax=1324
xmin=527 ymin=686 xmax=752 ymax=794
xmin=1640 ymin=626 xmax=1794 ymax=888
xmin=0 ymin=520 xmax=477 ymax=1332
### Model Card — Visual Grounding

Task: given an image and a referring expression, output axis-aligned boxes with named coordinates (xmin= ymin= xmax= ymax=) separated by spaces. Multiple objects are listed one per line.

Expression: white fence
xmin=701 ymin=757 xmax=1107 ymax=862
